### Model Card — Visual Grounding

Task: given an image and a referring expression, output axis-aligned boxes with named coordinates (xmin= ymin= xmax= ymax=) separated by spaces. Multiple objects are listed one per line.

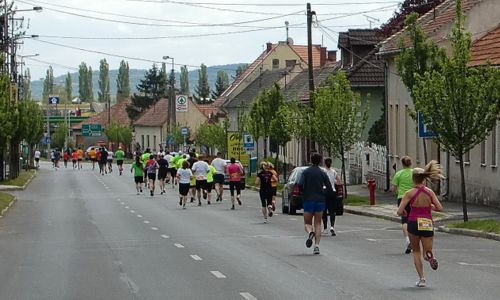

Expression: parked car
xmin=223 ymin=160 xmax=246 ymax=190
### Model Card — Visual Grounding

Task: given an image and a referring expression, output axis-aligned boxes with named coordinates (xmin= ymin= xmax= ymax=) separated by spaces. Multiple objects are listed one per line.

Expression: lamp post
xmin=162 ymin=56 xmax=176 ymax=150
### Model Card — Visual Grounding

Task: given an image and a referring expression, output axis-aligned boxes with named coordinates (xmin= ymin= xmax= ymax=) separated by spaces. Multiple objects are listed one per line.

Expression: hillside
xmin=30 ymin=63 xmax=244 ymax=102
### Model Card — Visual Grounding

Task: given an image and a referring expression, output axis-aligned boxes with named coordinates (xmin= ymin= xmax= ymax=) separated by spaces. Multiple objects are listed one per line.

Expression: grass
xmin=1 ymin=170 xmax=36 ymax=187
xmin=447 ymin=219 xmax=500 ymax=234
xmin=344 ymin=195 xmax=372 ymax=206
xmin=0 ymin=191 xmax=15 ymax=213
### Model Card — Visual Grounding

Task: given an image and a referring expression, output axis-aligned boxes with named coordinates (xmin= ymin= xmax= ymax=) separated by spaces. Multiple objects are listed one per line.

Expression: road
xmin=0 ymin=162 xmax=499 ymax=300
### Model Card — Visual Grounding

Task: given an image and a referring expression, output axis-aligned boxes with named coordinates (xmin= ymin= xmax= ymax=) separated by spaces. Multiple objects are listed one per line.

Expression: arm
xmin=429 ymin=188 xmax=443 ymax=212
xmin=254 ymin=176 xmax=261 ymax=187
xmin=397 ymin=191 xmax=411 ymax=216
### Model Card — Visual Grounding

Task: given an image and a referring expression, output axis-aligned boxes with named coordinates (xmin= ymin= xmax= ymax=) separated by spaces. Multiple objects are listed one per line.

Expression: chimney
xmin=328 ymin=50 xmax=337 ymax=62
xmin=320 ymin=47 xmax=327 ymax=67
xmin=266 ymin=42 xmax=273 ymax=53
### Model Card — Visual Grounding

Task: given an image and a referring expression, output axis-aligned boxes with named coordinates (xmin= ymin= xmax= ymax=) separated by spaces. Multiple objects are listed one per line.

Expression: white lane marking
xmin=151 ymin=227 xmax=159 ymax=231
xmin=366 ymin=238 xmax=377 ymax=242
xmin=130 ymin=210 xmax=135 ymax=213
xmin=120 ymin=202 xmax=125 ymax=205
xmin=240 ymin=292 xmax=258 ymax=300
xmin=125 ymin=206 xmax=129 ymax=209
xmin=144 ymin=220 xmax=150 ymax=224
xmin=457 ymin=262 xmax=500 ymax=268
xmin=161 ymin=235 xmax=169 ymax=239
xmin=117 ymin=199 xmax=121 ymax=201
xmin=210 ymin=271 xmax=226 ymax=278
xmin=174 ymin=243 xmax=184 ymax=248
xmin=289 ymin=218 xmax=297 ymax=221
xmin=190 ymin=255 xmax=202 ymax=261
xmin=137 ymin=214 xmax=143 ymax=218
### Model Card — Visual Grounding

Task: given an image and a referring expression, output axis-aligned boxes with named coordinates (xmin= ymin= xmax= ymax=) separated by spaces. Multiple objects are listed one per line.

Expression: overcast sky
xmin=17 ymin=0 xmax=400 ymax=80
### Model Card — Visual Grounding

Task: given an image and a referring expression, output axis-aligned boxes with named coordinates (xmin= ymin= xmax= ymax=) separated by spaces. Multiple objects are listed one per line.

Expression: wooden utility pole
xmin=305 ymin=2 xmax=316 ymax=163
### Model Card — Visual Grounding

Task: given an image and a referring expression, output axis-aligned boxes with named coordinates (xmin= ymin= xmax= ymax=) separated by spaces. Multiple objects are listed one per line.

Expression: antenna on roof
xmin=363 ymin=14 xmax=380 ymax=29
xmin=285 ymin=21 xmax=289 ymax=44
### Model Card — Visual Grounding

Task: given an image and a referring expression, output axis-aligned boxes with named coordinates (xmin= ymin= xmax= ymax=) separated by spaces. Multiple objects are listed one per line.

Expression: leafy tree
xmin=22 ymin=68 xmax=32 ymax=101
xmin=180 ymin=65 xmax=190 ymax=95
xmin=235 ymin=64 xmax=249 ymax=77
xmin=367 ymin=106 xmax=386 ymax=146
xmin=87 ymin=66 xmax=94 ymax=102
xmin=105 ymin=121 xmax=132 ymax=150
xmin=0 ymin=68 xmax=18 ymax=180
xmin=195 ymin=122 xmax=227 ymax=155
xmin=411 ymin=0 xmax=500 ymax=222
xmin=98 ymin=59 xmax=111 ymax=104
xmin=269 ymin=103 xmax=292 ymax=173
xmin=52 ymin=123 xmax=68 ymax=150
xmin=245 ymin=101 xmax=263 ymax=158
xmin=211 ymin=70 xmax=229 ymax=98
xmin=42 ymin=66 xmax=54 ymax=103
xmin=65 ymin=72 xmax=72 ymax=102
xmin=22 ymin=101 xmax=44 ymax=167
xmin=78 ymin=62 xmax=89 ymax=101
xmin=117 ymin=60 xmax=131 ymax=101
xmin=194 ymin=63 xmax=211 ymax=103
xmin=313 ymin=71 xmax=368 ymax=197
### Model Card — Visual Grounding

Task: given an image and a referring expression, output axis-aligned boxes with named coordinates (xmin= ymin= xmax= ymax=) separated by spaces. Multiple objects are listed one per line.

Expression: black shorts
xmin=196 ymin=179 xmax=207 ymax=189
xmin=72 ymin=159 xmax=77 ymax=163
xmin=158 ymin=170 xmax=168 ymax=180
xmin=35 ymin=158 xmax=40 ymax=162
xmin=78 ymin=158 xmax=82 ymax=162
xmin=260 ymin=191 xmax=273 ymax=207
xmin=205 ymin=181 xmax=213 ymax=193
xmin=213 ymin=173 xmax=225 ymax=184
xmin=397 ymin=198 xmax=411 ymax=224
xmin=91 ymin=157 xmax=96 ymax=162
xmin=229 ymin=181 xmax=241 ymax=196
xmin=170 ymin=168 xmax=177 ymax=177
xmin=407 ymin=220 xmax=434 ymax=237
xmin=271 ymin=186 xmax=277 ymax=196
xmin=134 ymin=176 xmax=144 ymax=184
xmin=117 ymin=160 xmax=124 ymax=166
xmin=107 ymin=159 xmax=113 ymax=163
xmin=148 ymin=173 xmax=156 ymax=181
xmin=179 ymin=183 xmax=190 ymax=196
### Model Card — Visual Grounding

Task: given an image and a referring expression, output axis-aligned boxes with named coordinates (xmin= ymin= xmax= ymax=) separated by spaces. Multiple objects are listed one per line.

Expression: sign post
xmin=181 ymin=127 xmax=189 ymax=152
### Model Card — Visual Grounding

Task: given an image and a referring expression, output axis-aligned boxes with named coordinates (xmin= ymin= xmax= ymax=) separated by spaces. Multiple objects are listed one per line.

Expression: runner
xmin=268 ymin=163 xmax=278 ymax=211
xmin=89 ymin=147 xmax=97 ymax=170
xmin=145 ymin=154 xmax=159 ymax=196
xmin=322 ymin=158 xmax=341 ymax=236
xmin=107 ymin=149 xmax=114 ymax=173
xmin=115 ymin=147 xmax=125 ymax=175
xmin=53 ymin=148 xmax=61 ymax=170
xmin=205 ymin=160 xmax=216 ymax=205
xmin=164 ymin=151 xmax=173 ymax=184
xmin=255 ymin=162 xmax=276 ymax=223
xmin=211 ymin=152 xmax=227 ymax=202
xmin=71 ymin=150 xmax=78 ymax=169
xmin=157 ymin=153 xmax=169 ymax=195
xmin=176 ymin=160 xmax=193 ymax=209
xmin=50 ymin=150 xmax=55 ymax=168
xmin=192 ymin=158 xmax=210 ymax=206
xmin=187 ymin=153 xmax=198 ymax=203
xmin=34 ymin=148 xmax=41 ymax=168
xmin=298 ymin=153 xmax=333 ymax=255
xmin=141 ymin=149 xmax=151 ymax=187
xmin=130 ymin=156 xmax=144 ymax=195
xmin=99 ymin=147 xmax=108 ymax=175
xmin=63 ymin=150 xmax=69 ymax=168
xmin=391 ymin=156 xmax=414 ymax=254
xmin=397 ymin=160 xmax=443 ymax=287
xmin=76 ymin=147 xmax=84 ymax=170
xmin=226 ymin=157 xmax=244 ymax=210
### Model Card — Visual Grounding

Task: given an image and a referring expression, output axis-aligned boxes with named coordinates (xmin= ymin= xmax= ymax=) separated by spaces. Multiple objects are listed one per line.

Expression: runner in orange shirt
xmin=89 ymin=147 xmax=97 ymax=170
xmin=76 ymin=147 xmax=84 ymax=170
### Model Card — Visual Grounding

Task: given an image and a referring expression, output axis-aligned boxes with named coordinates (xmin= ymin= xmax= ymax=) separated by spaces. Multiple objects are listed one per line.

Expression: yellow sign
xmin=227 ymin=132 xmax=249 ymax=167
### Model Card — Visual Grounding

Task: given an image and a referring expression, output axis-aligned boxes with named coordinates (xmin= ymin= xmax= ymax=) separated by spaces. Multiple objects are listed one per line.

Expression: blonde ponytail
xmin=424 ymin=160 xmax=444 ymax=181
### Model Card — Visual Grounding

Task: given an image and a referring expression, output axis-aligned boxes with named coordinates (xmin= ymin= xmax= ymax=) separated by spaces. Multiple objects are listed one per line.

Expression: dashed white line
xmin=366 ymin=238 xmax=377 ymax=242
xmin=174 ymin=243 xmax=184 ymax=248
xmin=144 ymin=220 xmax=150 ymax=224
xmin=125 ymin=206 xmax=129 ymax=209
xmin=130 ymin=210 xmax=135 ymax=213
xmin=210 ymin=271 xmax=226 ymax=279
xmin=240 ymin=292 xmax=258 ymax=300
xmin=190 ymin=255 xmax=202 ymax=261
xmin=151 ymin=227 xmax=159 ymax=231
xmin=161 ymin=235 xmax=169 ymax=239
xmin=137 ymin=214 xmax=143 ymax=218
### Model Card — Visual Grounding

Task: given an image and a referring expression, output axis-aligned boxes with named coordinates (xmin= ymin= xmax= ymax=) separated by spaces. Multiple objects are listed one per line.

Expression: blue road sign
xmin=181 ymin=127 xmax=189 ymax=136
xmin=48 ymin=96 xmax=60 ymax=105
xmin=418 ymin=112 xmax=437 ymax=138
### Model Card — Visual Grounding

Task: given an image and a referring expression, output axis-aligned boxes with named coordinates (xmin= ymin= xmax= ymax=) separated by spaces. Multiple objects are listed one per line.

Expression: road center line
xmin=130 ymin=210 xmax=135 ymax=213
xmin=125 ymin=206 xmax=129 ymax=209
xmin=137 ymin=215 xmax=142 ymax=218
xmin=151 ymin=227 xmax=159 ymax=231
xmin=366 ymin=238 xmax=377 ymax=242
xmin=174 ymin=243 xmax=185 ymax=248
xmin=144 ymin=220 xmax=150 ymax=224
xmin=190 ymin=255 xmax=202 ymax=261
xmin=210 ymin=271 xmax=226 ymax=279
xmin=240 ymin=292 xmax=258 ymax=300
xmin=161 ymin=235 xmax=169 ymax=239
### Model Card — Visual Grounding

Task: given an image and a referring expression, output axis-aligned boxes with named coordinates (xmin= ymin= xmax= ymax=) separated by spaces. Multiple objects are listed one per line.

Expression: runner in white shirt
xmin=192 ymin=159 xmax=210 ymax=205
xmin=107 ymin=150 xmax=114 ymax=173
xmin=177 ymin=160 xmax=193 ymax=209
xmin=322 ymin=158 xmax=341 ymax=236
xmin=34 ymin=150 xmax=41 ymax=168
xmin=211 ymin=152 xmax=227 ymax=202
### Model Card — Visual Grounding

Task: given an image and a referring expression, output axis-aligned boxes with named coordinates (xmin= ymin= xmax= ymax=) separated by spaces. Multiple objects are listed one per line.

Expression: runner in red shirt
xmin=226 ymin=157 xmax=244 ymax=210
xmin=71 ymin=150 xmax=78 ymax=169
xmin=63 ymin=150 xmax=69 ymax=168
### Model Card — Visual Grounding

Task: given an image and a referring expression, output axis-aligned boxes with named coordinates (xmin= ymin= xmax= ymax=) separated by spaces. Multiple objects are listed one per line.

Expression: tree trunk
xmin=9 ymin=141 xmax=19 ymax=179
xmin=459 ymin=155 xmax=469 ymax=222
xmin=341 ymin=148 xmax=348 ymax=199
xmin=264 ymin=136 xmax=268 ymax=158
xmin=0 ymin=149 xmax=4 ymax=181
xmin=423 ymin=138 xmax=428 ymax=164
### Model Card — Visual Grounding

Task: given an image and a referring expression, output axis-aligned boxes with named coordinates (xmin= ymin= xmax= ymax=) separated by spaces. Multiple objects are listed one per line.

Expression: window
xmin=153 ymin=136 xmax=157 ymax=151
xmin=404 ymin=105 xmax=409 ymax=155
xmin=286 ymin=60 xmax=296 ymax=68
xmin=141 ymin=135 xmax=145 ymax=150
xmin=272 ymin=59 xmax=279 ymax=69
xmin=147 ymin=135 xmax=150 ymax=148
xmin=465 ymin=151 xmax=470 ymax=164
xmin=492 ymin=124 xmax=497 ymax=166
xmin=395 ymin=104 xmax=399 ymax=156
xmin=480 ymin=140 xmax=486 ymax=166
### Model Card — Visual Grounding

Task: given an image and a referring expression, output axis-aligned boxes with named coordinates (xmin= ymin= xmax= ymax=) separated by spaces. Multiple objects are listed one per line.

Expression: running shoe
xmin=416 ymin=278 xmax=426 ymax=287
xmin=330 ymin=227 xmax=336 ymax=236
xmin=150 ymin=190 xmax=154 ymax=197
xmin=426 ymin=251 xmax=438 ymax=270
xmin=237 ymin=197 xmax=242 ymax=206
xmin=231 ymin=204 xmax=235 ymax=210
xmin=306 ymin=231 xmax=315 ymax=248
xmin=183 ymin=204 xmax=186 ymax=209
xmin=203 ymin=191 xmax=207 ymax=199
xmin=137 ymin=192 xmax=140 ymax=195
xmin=208 ymin=201 xmax=211 ymax=205
xmin=268 ymin=206 xmax=273 ymax=217
xmin=198 ymin=202 xmax=201 ymax=206
xmin=405 ymin=243 xmax=412 ymax=254
xmin=313 ymin=246 xmax=320 ymax=255
xmin=264 ymin=219 xmax=268 ymax=224
xmin=140 ymin=189 xmax=143 ymax=193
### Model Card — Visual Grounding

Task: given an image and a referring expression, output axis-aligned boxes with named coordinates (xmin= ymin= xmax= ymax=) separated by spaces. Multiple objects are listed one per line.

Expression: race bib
xmin=417 ymin=218 xmax=433 ymax=231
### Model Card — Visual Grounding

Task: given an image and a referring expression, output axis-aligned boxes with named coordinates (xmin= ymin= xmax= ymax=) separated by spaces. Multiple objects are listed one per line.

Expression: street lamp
xmin=162 ymin=56 xmax=176 ymax=149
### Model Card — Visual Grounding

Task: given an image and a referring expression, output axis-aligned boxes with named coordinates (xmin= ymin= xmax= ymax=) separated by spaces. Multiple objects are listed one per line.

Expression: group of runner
xmin=49 ymin=147 xmax=84 ymax=170
xmin=87 ymin=147 xmax=125 ymax=175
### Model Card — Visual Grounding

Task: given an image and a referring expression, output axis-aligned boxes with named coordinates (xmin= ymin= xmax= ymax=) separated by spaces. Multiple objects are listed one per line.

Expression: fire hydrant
xmin=367 ymin=178 xmax=376 ymax=205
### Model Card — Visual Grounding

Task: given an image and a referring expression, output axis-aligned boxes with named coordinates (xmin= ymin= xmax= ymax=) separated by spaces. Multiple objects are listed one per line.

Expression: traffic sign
xmin=176 ymin=95 xmax=188 ymax=112
xmin=418 ymin=112 xmax=437 ymax=138
xmin=48 ymin=96 xmax=60 ymax=105
xmin=82 ymin=124 xmax=102 ymax=137
xmin=181 ymin=127 xmax=189 ymax=136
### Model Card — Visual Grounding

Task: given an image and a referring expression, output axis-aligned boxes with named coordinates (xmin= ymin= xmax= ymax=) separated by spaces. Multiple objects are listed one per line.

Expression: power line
xmin=24 ymin=56 xmax=79 ymax=71
xmin=126 ymin=0 xmax=400 ymax=6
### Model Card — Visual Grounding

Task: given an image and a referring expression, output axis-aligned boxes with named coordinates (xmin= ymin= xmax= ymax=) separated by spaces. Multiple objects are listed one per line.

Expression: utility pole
xmin=306 ymin=2 xmax=316 ymax=164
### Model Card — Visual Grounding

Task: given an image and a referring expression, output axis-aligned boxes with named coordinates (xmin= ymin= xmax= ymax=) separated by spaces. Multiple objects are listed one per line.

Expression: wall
xmin=175 ymin=99 xmax=207 ymax=135
xmin=355 ymin=87 xmax=384 ymax=141
xmin=134 ymin=126 xmax=162 ymax=152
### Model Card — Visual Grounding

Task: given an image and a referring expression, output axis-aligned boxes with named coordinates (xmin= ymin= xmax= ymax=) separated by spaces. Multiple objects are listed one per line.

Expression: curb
xmin=0 ymin=170 xmax=37 ymax=191
xmin=344 ymin=207 xmax=401 ymax=223
xmin=0 ymin=196 xmax=16 ymax=218
xmin=437 ymin=226 xmax=500 ymax=242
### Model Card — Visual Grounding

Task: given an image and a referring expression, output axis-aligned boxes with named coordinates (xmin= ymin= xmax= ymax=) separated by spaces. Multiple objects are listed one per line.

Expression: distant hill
xmin=30 ymin=63 xmax=245 ymax=102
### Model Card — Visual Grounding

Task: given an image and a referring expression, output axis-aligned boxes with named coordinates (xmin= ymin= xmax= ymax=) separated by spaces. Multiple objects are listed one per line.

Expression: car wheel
xmin=282 ymin=194 xmax=289 ymax=214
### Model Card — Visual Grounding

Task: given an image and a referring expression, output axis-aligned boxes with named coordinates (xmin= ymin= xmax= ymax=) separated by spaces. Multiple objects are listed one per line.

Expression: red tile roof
xmin=133 ymin=98 xmax=169 ymax=127
xmin=290 ymin=44 xmax=323 ymax=68
xmin=379 ymin=0 xmax=483 ymax=55
xmin=469 ymin=25 xmax=500 ymax=66
xmin=72 ymin=98 xmax=132 ymax=129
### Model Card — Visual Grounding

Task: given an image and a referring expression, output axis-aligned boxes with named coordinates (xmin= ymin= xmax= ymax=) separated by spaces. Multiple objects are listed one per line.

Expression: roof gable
xmin=469 ymin=24 xmax=500 ymax=66
xmin=72 ymin=98 xmax=132 ymax=129
xmin=133 ymin=98 xmax=169 ymax=127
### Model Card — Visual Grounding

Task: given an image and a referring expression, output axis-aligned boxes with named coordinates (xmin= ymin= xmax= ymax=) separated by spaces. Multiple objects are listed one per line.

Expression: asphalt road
xmin=0 ymin=162 xmax=499 ymax=300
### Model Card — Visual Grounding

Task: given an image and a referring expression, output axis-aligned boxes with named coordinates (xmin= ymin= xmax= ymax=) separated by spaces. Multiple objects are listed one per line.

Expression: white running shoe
xmin=313 ymin=246 xmax=320 ymax=255
xmin=416 ymin=278 xmax=426 ymax=287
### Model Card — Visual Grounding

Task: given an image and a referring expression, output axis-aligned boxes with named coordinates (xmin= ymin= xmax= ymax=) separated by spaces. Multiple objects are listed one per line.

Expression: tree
xmin=87 ymin=66 xmax=94 ymax=102
xmin=253 ymin=83 xmax=283 ymax=158
xmin=0 ymin=67 xmax=18 ymax=180
xmin=270 ymin=103 xmax=292 ymax=176
xmin=22 ymin=68 xmax=32 ymax=101
xmin=312 ymin=71 xmax=368 ymax=197
xmin=367 ymin=106 xmax=386 ymax=146
xmin=52 ymin=123 xmax=69 ymax=150
xmin=105 ymin=121 xmax=132 ymax=150
xmin=78 ymin=62 xmax=89 ymax=101
xmin=116 ymin=60 xmax=131 ymax=101
xmin=211 ymin=70 xmax=229 ymax=99
xmin=396 ymin=12 xmax=446 ymax=164
xmin=195 ymin=122 xmax=227 ymax=155
xmin=21 ymin=101 xmax=44 ymax=167
xmin=235 ymin=64 xmax=249 ymax=77
xmin=194 ymin=63 xmax=211 ymax=103
xmin=42 ymin=66 xmax=54 ymax=103
xmin=98 ymin=59 xmax=111 ymax=104
xmin=180 ymin=65 xmax=190 ymax=95
xmin=410 ymin=0 xmax=500 ymax=222
xmin=65 ymin=72 xmax=72 ymax=102
xmin=245 ymin=101 xmax=263 ymax=158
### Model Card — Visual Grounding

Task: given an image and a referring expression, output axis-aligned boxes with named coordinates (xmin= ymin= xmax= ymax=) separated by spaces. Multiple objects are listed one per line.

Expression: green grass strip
xmin=1 ymin=170 xmax=35 ymax=187
xmin=0 ymin=191 xmax=15 ymax=213
xmin=448 ymin=219 xmax=500 ymax=234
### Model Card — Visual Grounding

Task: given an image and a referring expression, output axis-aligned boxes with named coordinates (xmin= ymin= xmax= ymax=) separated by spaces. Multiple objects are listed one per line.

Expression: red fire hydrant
xmin=367 ymin=178 xmax=376 ymax=206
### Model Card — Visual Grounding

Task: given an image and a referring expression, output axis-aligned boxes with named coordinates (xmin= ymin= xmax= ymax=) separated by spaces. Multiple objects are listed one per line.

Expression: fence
xmin=348 ymin=142 xmax=387 ymax=189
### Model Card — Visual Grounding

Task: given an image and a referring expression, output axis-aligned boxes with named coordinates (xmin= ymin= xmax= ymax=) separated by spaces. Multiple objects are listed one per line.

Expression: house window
xmin=286 ymin=60 xmax=296 ymax=68
xmin=147 ymin=135 xmax=150 ymax=148
xmin=141 ymin=135 xmax=145 ymax=150
xmin=465 ymin=151 xmax=470 ymax=164
xmin=404 ymin=105 xmax=409 ymax=155
xmin=480 ymin=140 xmax=486 ymax=166
xmin=153 ymin=135 xmax=157 ymax=151
xmin=395 ymin=104 xmax=399 ymax=156
xmin=491 ymin=124 xmax=497 ymax=166
xmin=272 ymin=59 xmax=279 ymax=69
xmin=389 ymin=104 xmax=393 ymax=156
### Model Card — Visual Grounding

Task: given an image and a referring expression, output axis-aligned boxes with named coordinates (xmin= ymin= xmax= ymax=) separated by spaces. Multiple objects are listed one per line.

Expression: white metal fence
xmin=348 ymin=142 xmax=387 ymax=188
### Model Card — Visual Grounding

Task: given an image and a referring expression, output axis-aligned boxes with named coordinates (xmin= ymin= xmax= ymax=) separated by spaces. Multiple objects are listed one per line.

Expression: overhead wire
xmin=24 ymin=56 xmax=79 ymax=71
xmin=126 ymin=0 xmax=400 ymax=6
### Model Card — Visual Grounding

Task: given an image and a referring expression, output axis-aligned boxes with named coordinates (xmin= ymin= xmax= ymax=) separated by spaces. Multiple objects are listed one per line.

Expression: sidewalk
xmin=346 ymin=184 xmax=500 ymax=241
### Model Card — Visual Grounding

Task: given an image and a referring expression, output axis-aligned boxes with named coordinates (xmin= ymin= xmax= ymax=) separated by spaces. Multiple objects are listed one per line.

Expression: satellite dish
xmin=287 ymin=37 xmax=294 ymax=45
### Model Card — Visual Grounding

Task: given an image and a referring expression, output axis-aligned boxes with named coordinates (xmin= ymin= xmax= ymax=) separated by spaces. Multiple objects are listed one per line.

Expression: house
xmin=378 ymin=0 xmax=500 ymax=206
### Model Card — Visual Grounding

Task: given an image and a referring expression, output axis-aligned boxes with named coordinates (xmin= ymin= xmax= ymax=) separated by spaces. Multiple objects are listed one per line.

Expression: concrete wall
xmin=176 ymin=99 xmax=207 ymax=134
xmin=134 ymin=126 xmax=163 ymax=152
